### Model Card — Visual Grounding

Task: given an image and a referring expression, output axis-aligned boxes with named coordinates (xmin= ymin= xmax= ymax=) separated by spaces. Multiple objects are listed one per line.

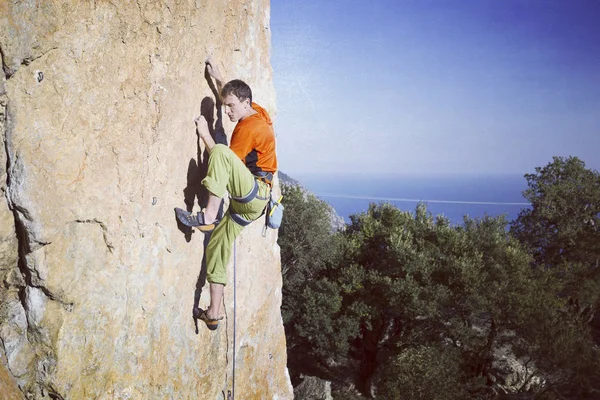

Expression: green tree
xmin=336 ymin=203 xmax=598 ymax=398
xmin=509 ymin=156 xmax=600 ymax=397
xmin=280 ymin=169 xmax=600 ymax=399
xmin=511 ymin=156 xmax=600 ymax=326
xmin=278 ymin=184 xmax=341 ymax=323
xmin=376 ymin=345 xmax=470 ymax=400
xmin=278 ymin=184 xmax=357 ymax=379
xmin=511 ymin=156 xmax=600 ymax=269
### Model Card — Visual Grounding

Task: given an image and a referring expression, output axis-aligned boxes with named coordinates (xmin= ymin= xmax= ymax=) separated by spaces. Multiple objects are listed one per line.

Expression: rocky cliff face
xmin=0 ymin=1 xmax=292 ymax=398
xmin=279 ymin=172 xmax=346 ymax=232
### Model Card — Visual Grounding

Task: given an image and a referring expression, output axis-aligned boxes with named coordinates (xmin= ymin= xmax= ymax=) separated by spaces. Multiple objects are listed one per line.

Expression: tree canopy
xmin=511 ymin=156 xmax=600 ymax=329
xmin=511 ymin=156 xmax=600 ymax=270
xmin=279 ymin=158 xmax=600 ymax=399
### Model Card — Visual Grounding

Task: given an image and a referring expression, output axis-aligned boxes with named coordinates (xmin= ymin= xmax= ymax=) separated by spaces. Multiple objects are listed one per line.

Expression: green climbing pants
xmin=202 ymin=144 xmax=270 ymax=285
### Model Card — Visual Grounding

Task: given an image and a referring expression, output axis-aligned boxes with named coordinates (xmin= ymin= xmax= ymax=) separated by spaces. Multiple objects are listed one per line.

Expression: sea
xmin=292 ymin=173 xmax=532 ymax=227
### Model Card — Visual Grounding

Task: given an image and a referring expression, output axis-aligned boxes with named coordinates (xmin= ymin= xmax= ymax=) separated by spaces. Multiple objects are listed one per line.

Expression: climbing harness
xmin=229 ymin=191 xmax=284 ymax=237
xmin=229 ymin=172 xmax=273 ymax=205
xmin=230 ymin=178 xmax=261 ymax=205
xmin=254 ymin=171 xmax=274 ymax=185
xmin=228 ymin=174 xmax=273 ymax=228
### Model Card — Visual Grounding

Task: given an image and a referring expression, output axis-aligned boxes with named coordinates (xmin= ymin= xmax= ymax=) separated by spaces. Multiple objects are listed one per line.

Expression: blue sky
xmin=270 ymin=0 xmax=600 ymax=176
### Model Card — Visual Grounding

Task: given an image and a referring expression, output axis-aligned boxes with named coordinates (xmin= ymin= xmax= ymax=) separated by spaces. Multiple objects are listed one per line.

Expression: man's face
xmin=222 ymin=94 xmax=250 ymax=122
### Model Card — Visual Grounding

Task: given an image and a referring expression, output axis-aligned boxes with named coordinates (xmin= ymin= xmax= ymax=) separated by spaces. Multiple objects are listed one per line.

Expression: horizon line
xmin=315 ymin=193 xmax=531 ymax=206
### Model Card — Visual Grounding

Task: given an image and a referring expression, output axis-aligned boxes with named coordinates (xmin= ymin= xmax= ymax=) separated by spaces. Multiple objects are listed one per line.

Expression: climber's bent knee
xmin=207 ymin=274 xmax=227 ymax=286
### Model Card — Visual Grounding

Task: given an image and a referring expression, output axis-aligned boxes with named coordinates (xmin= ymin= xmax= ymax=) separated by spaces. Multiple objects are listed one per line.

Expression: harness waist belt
xmin=254 ymin=171 xmax=274 ymax=185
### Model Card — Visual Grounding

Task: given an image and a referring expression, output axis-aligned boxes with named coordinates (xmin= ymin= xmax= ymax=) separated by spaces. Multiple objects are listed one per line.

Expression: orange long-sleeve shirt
xmin=230 ymin=102 xmax=278 ymax=180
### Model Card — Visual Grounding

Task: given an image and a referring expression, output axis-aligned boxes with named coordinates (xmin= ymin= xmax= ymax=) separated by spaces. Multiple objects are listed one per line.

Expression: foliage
xmin=280 ymin=162 xmax=600 ymax=399
xmin=279 ymin=184 xmax=339 ymax=322
xmin=510 ymin=156 xmax=600 ymax=270
xmin=509 ymin=156 xmax=600 ymax=397
xmin=278 ymin=184 xmax=353 ymax=361
xmin=339 ymin=203 xmax=598 ymax=398
xmin=376 ymin=345 xmax=470 ymax=400
xmin=510 ymin=156 xmax=600 ymax=331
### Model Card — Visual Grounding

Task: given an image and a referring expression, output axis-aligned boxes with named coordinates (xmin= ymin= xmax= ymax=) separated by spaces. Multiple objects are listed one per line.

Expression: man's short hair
xmin=221 ymin=79 xmax=252 ymax=104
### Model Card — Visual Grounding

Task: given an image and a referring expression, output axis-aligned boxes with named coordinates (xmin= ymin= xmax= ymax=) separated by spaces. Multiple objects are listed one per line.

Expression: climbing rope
xmin=228 ymin=241 xmax=237 ymax=400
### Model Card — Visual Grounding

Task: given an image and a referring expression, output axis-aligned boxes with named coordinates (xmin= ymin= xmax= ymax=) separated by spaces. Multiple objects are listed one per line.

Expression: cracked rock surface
xmin=0 ymin=1 xmax=292 ymax=398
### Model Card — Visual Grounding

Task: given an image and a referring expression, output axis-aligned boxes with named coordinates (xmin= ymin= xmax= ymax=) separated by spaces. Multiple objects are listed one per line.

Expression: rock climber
xmin=175 ymin=57 xmax=277 ymax=331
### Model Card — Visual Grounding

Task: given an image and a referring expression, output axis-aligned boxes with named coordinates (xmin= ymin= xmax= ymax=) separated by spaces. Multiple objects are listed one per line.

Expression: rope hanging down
xmin=228 ymin=241 xmax=238 ymax=400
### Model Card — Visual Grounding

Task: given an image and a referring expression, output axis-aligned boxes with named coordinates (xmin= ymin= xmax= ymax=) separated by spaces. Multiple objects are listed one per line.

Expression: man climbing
xmin=175 ymin=57 xmax=277 ymax=331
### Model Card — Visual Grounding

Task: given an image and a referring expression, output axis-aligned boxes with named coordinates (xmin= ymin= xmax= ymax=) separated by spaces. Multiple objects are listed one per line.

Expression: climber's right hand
xmin=194 ymin=115 xmax=210 ymax=139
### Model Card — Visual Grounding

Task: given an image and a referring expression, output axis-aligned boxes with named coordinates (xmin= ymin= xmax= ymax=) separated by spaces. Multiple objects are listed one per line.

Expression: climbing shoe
xmin=196 ymin=308 xmax=223 ymax=331
xmin=175 ymin=208 xmax=219 ymax=232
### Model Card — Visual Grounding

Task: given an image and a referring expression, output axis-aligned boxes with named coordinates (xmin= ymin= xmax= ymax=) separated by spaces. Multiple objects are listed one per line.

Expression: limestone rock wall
xmin=0 ymin=1 xmax=292 ymax=398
